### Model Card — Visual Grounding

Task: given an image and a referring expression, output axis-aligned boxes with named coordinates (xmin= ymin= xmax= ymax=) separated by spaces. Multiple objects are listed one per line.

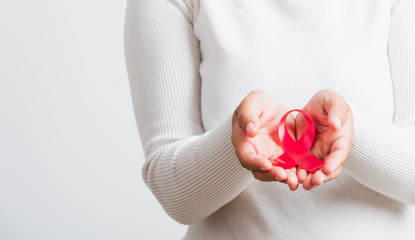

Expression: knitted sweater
xmin=124 ymin=0 xmax=415 ymax=239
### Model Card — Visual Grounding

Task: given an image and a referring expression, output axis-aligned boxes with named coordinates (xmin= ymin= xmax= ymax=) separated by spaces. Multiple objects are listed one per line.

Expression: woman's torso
xmin=185 ymin=0 xmax=414 ymax=239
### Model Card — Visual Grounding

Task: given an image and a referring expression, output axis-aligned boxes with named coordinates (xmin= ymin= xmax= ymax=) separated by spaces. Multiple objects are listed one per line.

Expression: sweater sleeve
xmin=124 ymin=0 xmax=253 ymax=225
xmin=343 ymin=0 xmax=415 ymax=205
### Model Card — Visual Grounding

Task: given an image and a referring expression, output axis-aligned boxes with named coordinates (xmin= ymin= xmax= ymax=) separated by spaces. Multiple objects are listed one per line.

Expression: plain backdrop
xmin=0 ymin=0 xmax=186 ymax=239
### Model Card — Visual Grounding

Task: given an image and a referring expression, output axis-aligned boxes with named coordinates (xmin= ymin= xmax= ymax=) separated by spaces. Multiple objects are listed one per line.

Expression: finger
xmin=302 ymin=173 xmax=315 ymax=191
xmin=290 ymin=166 xmax=297 ymax=174
xmin=252 ymin=167 xmax=288 ymax=182
xmin=235 ymin=96 xmax=263 ymax=137
xmin=325 ymin=93 xmax=350 ymax=131
xmin=240 ymin=152 xmax=273 ymax=172
xmin=270 ymin=166 xmax=288 ymax=181
xmin=252 ymin=171 xmax=276 ymax=182
xmin=325 ymin=166 xmax=343 ymax=183
xmin=297 ymin=166 xmax=307 ymax=183
xmin=289 ymin=182 xmax=299 ymax=191
xmin=322 ymin=135 xmax=350 ymax=175
xmin=311 ymin=169 xmax=327 ymax=186
xmin=235 ymin=141 xmax=273 ymax=171
xmin=285 ymin=169 xmax=299 ymax=191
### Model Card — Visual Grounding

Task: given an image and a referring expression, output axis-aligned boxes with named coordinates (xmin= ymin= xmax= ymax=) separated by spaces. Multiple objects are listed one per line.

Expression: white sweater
xmin=124 ymin=0 xmax=415 ymax=239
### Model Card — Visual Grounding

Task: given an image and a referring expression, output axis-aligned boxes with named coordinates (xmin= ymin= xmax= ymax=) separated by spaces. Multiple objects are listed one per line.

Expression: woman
xmin=124 ymin=0 xmax=415 ymax=239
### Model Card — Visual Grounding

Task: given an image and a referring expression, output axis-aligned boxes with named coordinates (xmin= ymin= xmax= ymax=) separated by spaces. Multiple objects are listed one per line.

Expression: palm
xmin=295 ymin=91 xmax=354 ymax=190
xmin=296 ymin=108 xmax=347 ymax=162
xmin=236 ymin=118 xmax=283 ymax=161
xmin=298 ymin=113 xmax=337 ymax=162
xmin=234 ymin=110 xmax=297 ymax=166
xmin=232 ymin=90 xmax=302 ymax=188
xmin=312 ymin=122 xmax=340 ymax=161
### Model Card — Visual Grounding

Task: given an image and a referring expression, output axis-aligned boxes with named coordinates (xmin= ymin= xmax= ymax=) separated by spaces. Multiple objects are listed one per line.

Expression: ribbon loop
xmin=272 ymin=109 xmax=324 ymax=173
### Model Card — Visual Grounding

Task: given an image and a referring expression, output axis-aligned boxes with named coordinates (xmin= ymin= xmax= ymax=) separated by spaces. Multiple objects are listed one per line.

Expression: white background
xmin=0 ymin=1 xmax=186 ymax=239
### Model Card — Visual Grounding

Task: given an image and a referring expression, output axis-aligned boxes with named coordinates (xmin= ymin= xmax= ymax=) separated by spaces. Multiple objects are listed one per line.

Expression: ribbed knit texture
xmin=343 ymin=0 xmax=415 ymax=205
xmin=124 ymin=0 xmax=415 ymax=239
xmin=124 ymin=0 xmax=253 ymax=225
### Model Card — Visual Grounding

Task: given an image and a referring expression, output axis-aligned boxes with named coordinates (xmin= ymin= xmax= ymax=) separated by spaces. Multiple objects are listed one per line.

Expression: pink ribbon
xmin=272 ymin=109 xmax=324 ymax=173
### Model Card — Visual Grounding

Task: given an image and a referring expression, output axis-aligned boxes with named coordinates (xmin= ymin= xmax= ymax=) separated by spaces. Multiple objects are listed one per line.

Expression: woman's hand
xmin=231 ymin=90 xmax=299 ymax=191
xmin=295 ymin=89 xmax=354 ymax=190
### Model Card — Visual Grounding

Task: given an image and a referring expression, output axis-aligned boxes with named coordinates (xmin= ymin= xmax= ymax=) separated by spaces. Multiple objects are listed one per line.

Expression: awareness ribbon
xmin=272 ymin=109 xmax=324 ymax=173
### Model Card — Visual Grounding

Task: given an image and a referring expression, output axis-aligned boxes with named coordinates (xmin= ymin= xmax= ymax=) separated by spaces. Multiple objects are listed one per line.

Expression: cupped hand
xmin=295 ymin=89 xmax=354 ymax=190
xmin=231 ymin=90 xmax=299 ymax=191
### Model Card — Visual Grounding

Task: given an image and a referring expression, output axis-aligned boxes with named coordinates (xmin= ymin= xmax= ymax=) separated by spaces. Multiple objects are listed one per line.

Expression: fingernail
xmin=246 ymin=122 xmax=255 ymax=135
xmin=315 ymin=170 xmax=327 ymax=185
xmin=333 ymin=117 xmax=341 ymax=130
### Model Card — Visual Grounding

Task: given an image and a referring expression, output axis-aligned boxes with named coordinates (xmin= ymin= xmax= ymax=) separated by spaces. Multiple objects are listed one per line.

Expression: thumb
xmin=326 ymin=94 xmax=349 ymax=131
xmin=236 ymin=95 xmax=263 ymax=137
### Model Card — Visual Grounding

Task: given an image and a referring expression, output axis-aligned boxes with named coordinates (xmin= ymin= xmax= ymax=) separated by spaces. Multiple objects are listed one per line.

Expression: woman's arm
xmin=124 ymin=0 xmax=252 ymax=224
xmin=343 ymin=0 xmax=415 ymax=205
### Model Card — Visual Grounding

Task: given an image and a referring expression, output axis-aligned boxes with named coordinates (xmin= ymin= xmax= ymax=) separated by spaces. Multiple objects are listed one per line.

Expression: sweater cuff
xmin=341 ymin=100 xmax=415 ymax=205
xmin=342 ymin=101 xmax=384 ymax=176
xmin=193 ymin=113 xmax=254 ymax=191
xmin=152 ymin=113 xmax=253 ymax=224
